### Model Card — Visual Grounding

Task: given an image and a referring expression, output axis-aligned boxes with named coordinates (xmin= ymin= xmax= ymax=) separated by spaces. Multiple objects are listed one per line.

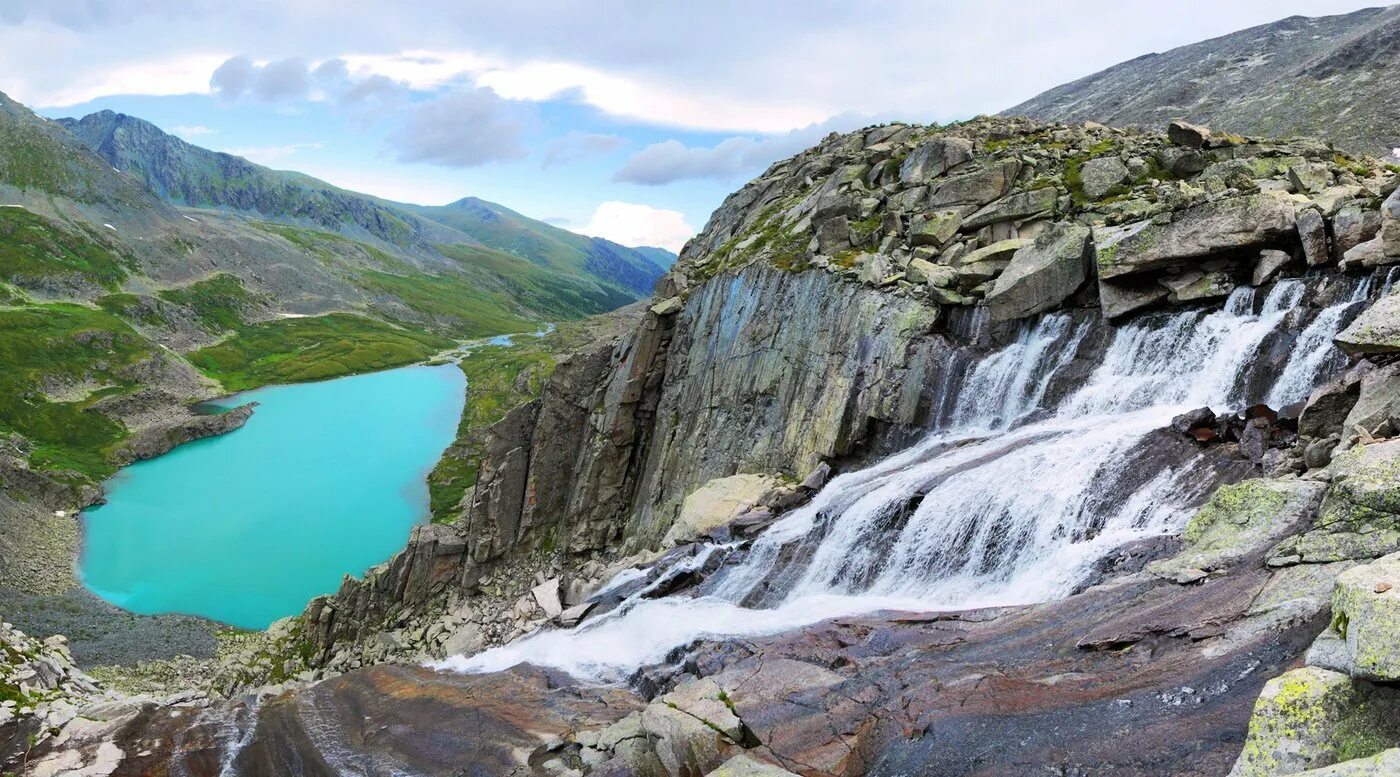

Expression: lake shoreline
xmin=3 ymin=353 xmax=474 ymax=689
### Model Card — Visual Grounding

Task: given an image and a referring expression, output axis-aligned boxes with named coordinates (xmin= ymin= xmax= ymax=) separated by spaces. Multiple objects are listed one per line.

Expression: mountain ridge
xmin=55 ymin=109 xmax=674 ymax=298
xmin=1006 ymin=5 xmax=1400 ymax=157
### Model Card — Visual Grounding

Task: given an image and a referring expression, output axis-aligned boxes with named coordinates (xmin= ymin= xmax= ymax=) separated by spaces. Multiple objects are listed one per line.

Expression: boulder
xmin=1080 ymin=156 xmax=1130 ymax=200
xmin=1298 ymin=207 xmax=1330 ymax=266
xmin=557 ymin=602 xmax=595 ymax=627
xmin=1254 ymin=249 xmax=1293 ymax=285
xmin=899 ymin=135 xmax=973 ymax=185
xmin=1337 ymin=292 xmax=1400 ymax=355
xmin=1342 ymin=364 xmax=1400 ymax=439
xmin=1172 ymin=407 xmax=1216 ymax=434
xmin=1095 ymin=193 xmax=1297 ymax=279
xmin=963 ymin=186 xmax=1058 ymax=229
xmin=1333 ymin=204 xmax=1381 ymax=255
xmin=1160 ymin=269 xmax=1235 ymax=303
xmin=927 ymin=158 xmax=1020 ymax=208
xmin=955 ymin=259 xmax=1009 ymax=290
xmin=798 ymin=462 xmax=832 ymax=492
xmin=532 ymin=578 xmax=564 ymax=618
xmin=440 ymin=624 xmax=483 ymax=656
xmin=1329 ymin=553 xmax=1400 ymax=681
xmin=650 ymin=297 xmax=684 ymax=316
xmin=1289 ymin=163 xmax=1333 ymax=195
xmin=1299 ymin=373 xmax=1362 ymax=438
xmin=1167 ymin=120 xmax=1211 ymax=149
xmin=663 ymin=474 xmax=782 ymax=546
xmin=905 ymin=258 xmax=957 ymax=287
xmin=985 ymin=222 xmax=1091 ymax=321
xmin=1099 ymin=276 xmax=1170 ymax=319
xmin=810 ymin=192 xmax=858 ymax=223
xmin=1148 ymin=479 xmax=1325 ymax=582
xmin=1228 ymin=667 xmax=1400 ymax=777
xmin=814 ymin=216 xmax=850 ymax=254
xmin=958 ymin=237 xmax=1029 ymax=266
xmin=1382 ymin=187 xmax=1400 ymax=259
xmin=1341 ymin=236 xmax=1386 ymax=271
xmin=908 ymin=210 xmax=964 ymax=248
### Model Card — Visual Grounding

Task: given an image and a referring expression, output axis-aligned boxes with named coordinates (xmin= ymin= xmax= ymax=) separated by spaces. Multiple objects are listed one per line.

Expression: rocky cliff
xmin=1007 ymin=5 xmax=1400 ymax=158
xmin=217 ymin=114 xmax=1400 ymax=683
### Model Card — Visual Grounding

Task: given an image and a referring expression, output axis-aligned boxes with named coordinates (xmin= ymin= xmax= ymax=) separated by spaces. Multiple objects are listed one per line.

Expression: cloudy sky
xmin=0 ymin=0 xmax=1379 ymax=251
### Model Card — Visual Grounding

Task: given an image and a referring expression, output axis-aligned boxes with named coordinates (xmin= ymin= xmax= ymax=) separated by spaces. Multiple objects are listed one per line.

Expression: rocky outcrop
xmin=1327 ymin=553 xmax=1400 ymax=681
xmin=1148 ymin=478 xmax=1326 ymax=584
xmin=986 ymin=221 xmax=1091 ymax=321
xmin=1229 ymin=667 xmax=1400 ymax=777
xmin=16 ymin=513 xmax=1335 ymax=775
xmin=1337 ymin=292 xmax=1400 ymax=355
xmin=0 ymin=621 xmax=101 ymax=763
xmin=1270 ymin=441 xmax=1400 ymax=566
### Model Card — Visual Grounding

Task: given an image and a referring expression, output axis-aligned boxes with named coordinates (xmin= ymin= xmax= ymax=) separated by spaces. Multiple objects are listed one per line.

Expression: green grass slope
xmin=402 ymin=197 xmax=675 ymax=297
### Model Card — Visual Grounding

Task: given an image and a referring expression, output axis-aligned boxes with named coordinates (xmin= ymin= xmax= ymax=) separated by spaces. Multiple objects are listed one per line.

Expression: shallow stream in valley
xmin=79 ymin=364 xmax=465 ymax=629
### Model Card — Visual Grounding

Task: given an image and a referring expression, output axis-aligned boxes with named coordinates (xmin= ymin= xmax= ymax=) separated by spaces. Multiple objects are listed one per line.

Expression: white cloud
xmin=171 ymin=124 xmax=215 ymax=138
xmin=386 ymin=87 xmax=532 ymax=168
xmin=337 ymin=50 xmax=491 ymax=91
xmin=20 ymin=53 xmax=229 ymax=108
xmin=219 ymin=142 xmax=322 ymax=165
xmin=614 ymin=112 xmax=888 ymax=185
xmin=576 ymin=201 xmax=695 ymax=253
xmin=475 ymin=59 xmax=828 ymax=133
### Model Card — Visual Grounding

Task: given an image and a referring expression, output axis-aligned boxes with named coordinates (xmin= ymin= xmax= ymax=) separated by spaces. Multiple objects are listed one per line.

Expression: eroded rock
xmin=1149 ymin=479 xmax=1324 ymax=582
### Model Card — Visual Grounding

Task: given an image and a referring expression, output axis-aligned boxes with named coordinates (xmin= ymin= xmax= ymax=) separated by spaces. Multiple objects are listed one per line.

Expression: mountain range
xmin=1008 ymin=4 xmax=1400 ymax=157
xmin=0 ymin=88 xmax=673 ymax=506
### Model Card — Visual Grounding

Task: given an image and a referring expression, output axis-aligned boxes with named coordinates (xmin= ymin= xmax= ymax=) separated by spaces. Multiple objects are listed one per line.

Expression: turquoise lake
xmin=80 ymin=364 xmax=466 ymax=630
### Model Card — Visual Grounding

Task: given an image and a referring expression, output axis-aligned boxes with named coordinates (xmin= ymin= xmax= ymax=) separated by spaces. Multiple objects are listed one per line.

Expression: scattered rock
xmin=1167 ymin=120 xmax=1211 ymax=149
xmin=663 ymin=474 xmax=784 ymax=546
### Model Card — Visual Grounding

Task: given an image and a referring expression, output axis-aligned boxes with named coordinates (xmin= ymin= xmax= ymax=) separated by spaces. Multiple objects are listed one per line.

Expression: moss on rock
xmin=1229 ymin=667 xmax=1400 ymax=777
xmin=1149 ymin=478 xmax=1324 ymax=582
xmin=1330 ymin=553 xmax=1400 ymax=681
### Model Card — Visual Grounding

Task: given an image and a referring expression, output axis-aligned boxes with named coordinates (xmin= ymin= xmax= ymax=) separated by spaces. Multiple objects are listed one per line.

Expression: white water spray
xmin=438 ymin=278 xmax=1367 ymax=682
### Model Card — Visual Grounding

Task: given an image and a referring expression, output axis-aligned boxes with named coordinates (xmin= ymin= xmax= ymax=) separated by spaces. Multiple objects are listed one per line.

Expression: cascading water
xmin=439 ymin=277 xmax=1370 ymax=682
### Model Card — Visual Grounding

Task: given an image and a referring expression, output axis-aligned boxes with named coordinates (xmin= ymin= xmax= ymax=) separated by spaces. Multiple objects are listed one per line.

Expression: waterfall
xmin=1266 ymin=277 xmax=1372 ymax=408
xmin=439 ymin=277 xmax=1367 ymax=682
